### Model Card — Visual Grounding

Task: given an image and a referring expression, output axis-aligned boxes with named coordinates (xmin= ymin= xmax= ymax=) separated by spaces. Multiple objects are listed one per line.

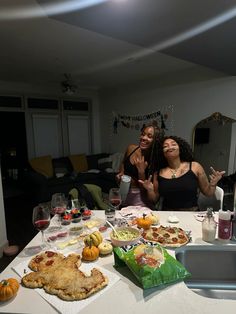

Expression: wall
xmin=0 ymin=168 xmax=8 ymax=257
xmin=99 ymin=75 xmax=236 ymax=159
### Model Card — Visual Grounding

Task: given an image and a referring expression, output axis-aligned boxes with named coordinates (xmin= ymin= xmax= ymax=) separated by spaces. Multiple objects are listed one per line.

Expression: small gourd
xmin=84 ymin=231 xmax=103 ymax=247
xmin=146 ymin=213 xmax=160 ymax=225
xmin=98 ymin=242 xmax=113 ymax=255
xmin=0 ymin=278 xmax=19 ymax=302
xmin=82 ymin=240 xmax=99 ymax=261
xmin=136 ymin=214 xmax=152 ymax=230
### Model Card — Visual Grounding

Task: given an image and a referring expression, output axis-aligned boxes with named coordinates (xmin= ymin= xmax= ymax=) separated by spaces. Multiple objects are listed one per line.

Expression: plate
xmin=119 ymin=206 xmax=152 ymax=218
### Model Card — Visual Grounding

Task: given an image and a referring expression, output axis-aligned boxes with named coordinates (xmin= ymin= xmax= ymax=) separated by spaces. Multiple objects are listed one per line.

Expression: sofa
xmin=23 ymin=153 xmax=122 ymax=206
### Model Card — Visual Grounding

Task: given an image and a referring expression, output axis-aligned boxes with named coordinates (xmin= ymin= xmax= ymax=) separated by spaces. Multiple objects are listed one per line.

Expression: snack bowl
xmin=69 ymin=225 xmax=84 ymax=237
xmin=82 ymin=209 xmax=92 ymax=220
xmin=71 ymin=209 xmax=82 ymax=223
xmin=110 ymin=226 xmax=141 ymax=247
xmin=61 ymin=213 xmax=72 ymax=225
xmin=45 ymin=226 xmax=69 ymax=248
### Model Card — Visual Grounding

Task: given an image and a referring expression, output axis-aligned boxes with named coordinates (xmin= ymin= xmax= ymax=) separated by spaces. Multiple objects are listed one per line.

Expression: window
xmin=63 ymin=100 xmax=89 ymax=111
xmin=0 ymin=96 xmax=22 ymax=108
xmin=28 ymin=98 xmax=58 ymax=109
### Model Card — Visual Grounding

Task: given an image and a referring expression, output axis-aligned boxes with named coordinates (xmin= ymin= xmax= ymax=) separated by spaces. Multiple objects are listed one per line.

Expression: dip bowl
xmin=110 ymin=226 xmax=141 ymax=247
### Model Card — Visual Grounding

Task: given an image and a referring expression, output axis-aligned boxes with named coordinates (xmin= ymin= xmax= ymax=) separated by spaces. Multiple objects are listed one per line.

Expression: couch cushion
xmin=69 ymin=154 xmax=88 ymax=172
xmin=29 ymin=155 xmax=53 ymax=178
xmin=98 ymin=156 xmax=112 ymax=170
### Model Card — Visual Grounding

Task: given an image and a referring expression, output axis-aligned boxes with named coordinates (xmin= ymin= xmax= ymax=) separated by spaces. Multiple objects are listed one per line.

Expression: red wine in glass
xmin=53 ymin=207 xmax=66 ymax=215
xmin=109 ymin=188 xmax=121 ymax=210
xmin=51 ymin=193 xmax=67 ymax=226
xmin=34 ymin=219 xmax=50 ymax=231
xmin=32 ymin=205 xmax=50 ymax=249
xmin=110 ymin=199 xmax=121 ymax=207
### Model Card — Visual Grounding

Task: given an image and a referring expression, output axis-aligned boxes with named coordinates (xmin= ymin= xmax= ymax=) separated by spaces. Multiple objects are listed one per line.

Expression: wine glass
xmin=32 ymin=204 xmax=50 ymax=249
xmin=109 ymin=188 xmax=122 ymax=209
xmin=51 ymin=193 xmax=67 ymax=227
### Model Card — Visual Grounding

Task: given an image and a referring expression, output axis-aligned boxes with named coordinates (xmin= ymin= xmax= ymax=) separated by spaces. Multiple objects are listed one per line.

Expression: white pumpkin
xmin=98 ymin=242 xmax=113 ymax=255
xmin=146 ymin=213 xmax=160 ymax=225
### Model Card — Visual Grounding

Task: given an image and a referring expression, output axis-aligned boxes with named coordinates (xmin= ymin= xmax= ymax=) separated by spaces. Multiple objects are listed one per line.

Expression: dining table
xmin=0 ymin=210 xmax=236 ymax=314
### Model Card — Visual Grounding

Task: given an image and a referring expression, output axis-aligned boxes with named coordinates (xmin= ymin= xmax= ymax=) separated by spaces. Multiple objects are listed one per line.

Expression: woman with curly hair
xmin=139 ymin=135 xmax=225 ymax=211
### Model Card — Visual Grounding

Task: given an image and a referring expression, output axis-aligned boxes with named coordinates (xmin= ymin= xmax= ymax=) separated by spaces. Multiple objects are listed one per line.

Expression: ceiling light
xmin=61 ymin=73 xmax=77 ymax=95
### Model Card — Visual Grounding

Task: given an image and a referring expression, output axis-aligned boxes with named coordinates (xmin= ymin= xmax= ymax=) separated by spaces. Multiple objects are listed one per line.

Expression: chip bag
xmin=113 ymin=241 xmax=191 ymax=289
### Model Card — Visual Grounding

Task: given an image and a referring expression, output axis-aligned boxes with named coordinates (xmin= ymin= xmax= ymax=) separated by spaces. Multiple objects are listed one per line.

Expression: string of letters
xmin=112 ymin=104 xmax=174 ymax=135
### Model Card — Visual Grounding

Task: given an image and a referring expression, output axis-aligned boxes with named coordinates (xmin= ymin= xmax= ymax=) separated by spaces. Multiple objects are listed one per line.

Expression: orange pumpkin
xmin=82 ymin=241 xmax=99 ymax=261
xmin=0 ymin=278 xmax=19 ymax=302
xmin=136 ymin=214 xmax=152 ymax=230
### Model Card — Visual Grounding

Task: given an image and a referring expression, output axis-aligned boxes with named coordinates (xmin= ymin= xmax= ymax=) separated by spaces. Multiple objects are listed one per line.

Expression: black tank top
xmin=158 ymin=163 xmax=198 ymax=209
xmin=123 ymin=146 xmax=140 ymax=180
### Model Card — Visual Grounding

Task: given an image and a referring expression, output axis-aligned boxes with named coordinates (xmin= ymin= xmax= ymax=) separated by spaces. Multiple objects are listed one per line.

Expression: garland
xmin=112 ymin=104 xmax=174 ymax=135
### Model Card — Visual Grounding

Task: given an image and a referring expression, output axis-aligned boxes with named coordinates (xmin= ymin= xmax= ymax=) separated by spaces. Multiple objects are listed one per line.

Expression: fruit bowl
xmin=110 ymin=226 xmax=141 ymax=247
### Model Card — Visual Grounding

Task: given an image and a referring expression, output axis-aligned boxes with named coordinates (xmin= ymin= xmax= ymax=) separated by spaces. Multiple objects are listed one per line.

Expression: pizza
xmin=142 ymin=225 xmax=189 ymax=247
xmin=22 ymin=253 xmax=108 ymax=301
xmin=28 ymin=251 xmax=66 ymax=271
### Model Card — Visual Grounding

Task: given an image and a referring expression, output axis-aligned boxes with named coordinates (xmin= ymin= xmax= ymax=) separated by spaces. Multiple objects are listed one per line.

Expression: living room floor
xmin=0 ymin=194 xmax=37 ymax=273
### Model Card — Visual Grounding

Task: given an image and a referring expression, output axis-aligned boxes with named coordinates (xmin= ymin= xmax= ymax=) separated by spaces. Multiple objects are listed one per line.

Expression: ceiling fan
xmin=61 ymin=73 xmax=78 ymax=95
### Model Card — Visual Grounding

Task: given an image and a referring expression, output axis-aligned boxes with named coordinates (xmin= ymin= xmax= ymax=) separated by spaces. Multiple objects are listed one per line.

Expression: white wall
xmin=0 ymin=168 xmax=8 ymax=257
xmin=99 ymin=75 xmax=236 ymax=156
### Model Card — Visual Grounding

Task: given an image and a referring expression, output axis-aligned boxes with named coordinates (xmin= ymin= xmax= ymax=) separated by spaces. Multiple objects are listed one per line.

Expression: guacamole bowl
xmin=110 ymin=226 xmax=141 ymax=247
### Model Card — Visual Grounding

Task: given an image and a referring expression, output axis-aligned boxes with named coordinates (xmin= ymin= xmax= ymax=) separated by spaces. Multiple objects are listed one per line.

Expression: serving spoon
xmin=106 ymin=220 xmax=119 ymax=237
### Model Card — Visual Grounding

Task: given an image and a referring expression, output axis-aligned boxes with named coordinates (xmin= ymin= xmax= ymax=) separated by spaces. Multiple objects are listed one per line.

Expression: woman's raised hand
xmin=209 ymin=167 xmax=225 ymax=186
xmin=134 ymin=155 xmax=148 ymax=173
xmin=138 ymin=175 xmax=154 ymax=192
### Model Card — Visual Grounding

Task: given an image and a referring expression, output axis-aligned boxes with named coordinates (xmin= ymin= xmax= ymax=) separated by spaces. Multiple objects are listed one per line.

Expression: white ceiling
xmin=0 ymin=0 xmax=236 ymax=90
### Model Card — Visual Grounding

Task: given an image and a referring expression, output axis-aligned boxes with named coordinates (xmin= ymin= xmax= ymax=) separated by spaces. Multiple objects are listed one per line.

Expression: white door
xmin=67 ymin=115 xmax=91 ymax=155
xmin=32 ymin=114 xmax=62 ymax=157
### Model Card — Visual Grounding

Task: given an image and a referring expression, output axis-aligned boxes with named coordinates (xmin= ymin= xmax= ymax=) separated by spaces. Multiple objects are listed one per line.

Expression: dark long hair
xmin=140 ymin=122 xmax=163 ymax=177
xmin=152 ymin=135 xmax=194 ymax=172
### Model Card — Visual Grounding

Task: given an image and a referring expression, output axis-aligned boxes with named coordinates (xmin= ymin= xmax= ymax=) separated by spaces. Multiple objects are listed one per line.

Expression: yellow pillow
xmin=29 ymin=155 xmax=53 ymax=178
xmin=69 ymin=154 xmax=88 ymax=173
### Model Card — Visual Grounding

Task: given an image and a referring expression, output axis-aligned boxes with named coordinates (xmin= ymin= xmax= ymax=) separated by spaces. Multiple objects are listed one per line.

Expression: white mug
xmin=120 ymin=175 xmax=131 ymax=202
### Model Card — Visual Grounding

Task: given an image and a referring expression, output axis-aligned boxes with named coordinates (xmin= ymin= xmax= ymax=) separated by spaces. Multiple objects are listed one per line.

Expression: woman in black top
xmin=139 ymin=136 xmax=225 ymax=211
xmin=116 ymin=122 xmax=159 ymax=209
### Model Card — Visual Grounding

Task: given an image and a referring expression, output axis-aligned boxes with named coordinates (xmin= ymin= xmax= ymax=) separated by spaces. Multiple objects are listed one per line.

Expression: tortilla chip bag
xmin=113 ymin=241 xmax=191 ymax=289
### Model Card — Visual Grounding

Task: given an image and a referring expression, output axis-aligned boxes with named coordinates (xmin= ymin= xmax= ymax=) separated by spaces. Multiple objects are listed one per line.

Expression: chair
xmin=215 ymin=186 xmax=224 ymax=209
xmin=198 ymin=186 xmax=224 ymax=211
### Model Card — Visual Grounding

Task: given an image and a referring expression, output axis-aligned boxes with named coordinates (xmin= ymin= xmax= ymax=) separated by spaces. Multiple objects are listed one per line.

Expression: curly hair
xmin=153 ymin=135 xmax=194 ymax=171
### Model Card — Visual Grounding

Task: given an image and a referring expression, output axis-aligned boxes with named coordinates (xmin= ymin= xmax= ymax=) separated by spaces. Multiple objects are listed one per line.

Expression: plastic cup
xmin=120 ymin=175 xmax=131 ymax=202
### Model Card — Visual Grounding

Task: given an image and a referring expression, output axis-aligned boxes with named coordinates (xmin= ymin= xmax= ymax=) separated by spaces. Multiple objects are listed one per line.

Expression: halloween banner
xmin=112 ymin=104 xmax=174 ymax=135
